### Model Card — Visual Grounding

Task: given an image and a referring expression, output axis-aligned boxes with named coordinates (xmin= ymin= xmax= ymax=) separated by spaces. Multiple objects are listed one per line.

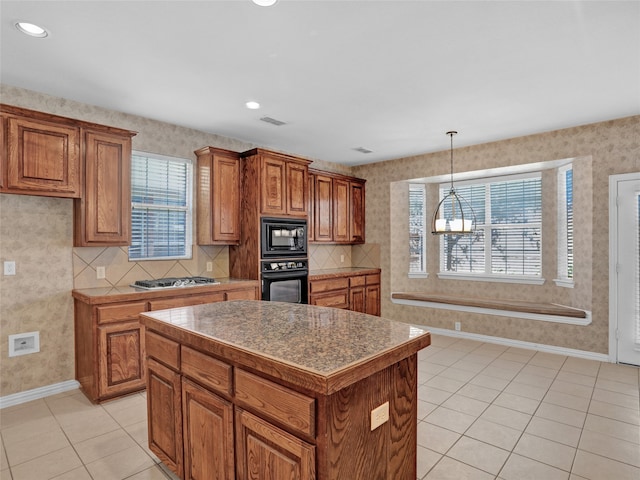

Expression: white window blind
xmin=409 ymin=184 xmax=426 ymax=273
xmin=557 ymin=165 xmax=574 ymax=281
xmin=129 ymin=152 xmax=193 ymax=260
xmin=440 ymin=173 xmax=542 ymax=278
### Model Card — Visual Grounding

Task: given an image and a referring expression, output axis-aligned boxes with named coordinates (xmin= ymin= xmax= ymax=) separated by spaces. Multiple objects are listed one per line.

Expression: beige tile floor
xmin=1 ymin=334 xmax=639 ymax=480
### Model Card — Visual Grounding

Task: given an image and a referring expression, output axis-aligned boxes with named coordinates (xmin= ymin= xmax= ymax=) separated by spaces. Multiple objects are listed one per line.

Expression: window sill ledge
xmin=391 ymin=292 xmax=591 ymax=326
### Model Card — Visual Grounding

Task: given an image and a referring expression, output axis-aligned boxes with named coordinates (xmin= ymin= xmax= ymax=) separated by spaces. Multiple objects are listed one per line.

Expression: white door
xmin=611 ymin=173 xmax=640 ymax=366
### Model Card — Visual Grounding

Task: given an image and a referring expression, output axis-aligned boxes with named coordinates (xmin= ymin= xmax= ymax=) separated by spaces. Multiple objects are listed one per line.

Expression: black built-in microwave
xmin=261 ymin=217 xmax=307 ymax=258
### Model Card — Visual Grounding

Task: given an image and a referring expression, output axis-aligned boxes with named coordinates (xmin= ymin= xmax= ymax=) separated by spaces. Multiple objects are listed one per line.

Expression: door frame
xmin=608 ymin=172 xmax=640 ymax=363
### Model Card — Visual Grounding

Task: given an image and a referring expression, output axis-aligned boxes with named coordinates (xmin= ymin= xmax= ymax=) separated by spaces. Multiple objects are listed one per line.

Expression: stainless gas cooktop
xmin=131 ymin=276 xmax=219 ymax=290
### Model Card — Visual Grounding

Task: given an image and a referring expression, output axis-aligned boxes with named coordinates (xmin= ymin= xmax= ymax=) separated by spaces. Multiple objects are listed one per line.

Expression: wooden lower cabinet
xmin=147 ymin=358 xmax=183 ymax=477
xmin=236 ymin=409 xmax=315 ymax=480
xmin=309 ymin=270 xmax=381 ymax=315
xmin=143 ymin=323 xmax=420 ymax=480
xmin=73 ymin=282 xmax=259 ymax=403
xmin=183 ymin=379 xmax=235 ymax=480
xmin=98 ymin=321 xmax=145 ymax=399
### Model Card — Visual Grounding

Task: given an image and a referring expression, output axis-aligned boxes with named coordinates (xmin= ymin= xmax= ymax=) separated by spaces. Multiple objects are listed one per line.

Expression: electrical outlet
xmin=206 ymin=262 xmax=213 ymax=272
xmin=340 ymin=254 xmax=345 ymax=263
xmin=455 ymin=321 xmax=461 ymax=331
xmin=370 ymin=401 xmax=389 ymax=431
xmin=4 ymin=261 xmax=16 ymax=276
xmin=96 ymin=266 xmax=106 ymax=279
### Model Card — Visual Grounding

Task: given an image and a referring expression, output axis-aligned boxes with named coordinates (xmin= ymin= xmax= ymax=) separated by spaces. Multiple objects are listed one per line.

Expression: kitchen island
xmin=140 ymin=300 xmax=430 ymax=480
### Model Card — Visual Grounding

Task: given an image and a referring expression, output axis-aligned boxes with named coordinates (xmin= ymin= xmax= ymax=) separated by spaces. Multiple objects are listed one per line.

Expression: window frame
xmin=555 ymin=163 xmax=574 ymax=287
xmin=408 ymin=183 xmax=428 ymax=277
xmin=437 ymin=172 xmax=544 ymax=284
xmin=129 ymin=150 xmax=194 ymax=261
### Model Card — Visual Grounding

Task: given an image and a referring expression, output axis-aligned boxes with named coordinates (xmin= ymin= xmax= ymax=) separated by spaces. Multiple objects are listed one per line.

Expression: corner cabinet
xmin=1 ymin=105 xmax=81 ymax=197
xmin=72 ymin=281 xmax=259 ymax=403
xmin=74 ymin=129 xmax=135 ymax=246
xmin=308 ymin=168 xmax=366 ymax=244
xmin=241 ymin=148 xmax=310 ymax=218
xmin=195 ymin=147 xmax=241 ymax=245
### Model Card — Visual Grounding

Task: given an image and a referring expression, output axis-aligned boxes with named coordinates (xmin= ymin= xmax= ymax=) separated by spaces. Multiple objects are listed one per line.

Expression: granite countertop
xmin=72 ymin=277 xmax=259 ymax=304
xmin=308 ymin=267 xmax=380 ymax=279
xmin=140 ymin=300 xmax=430 ymax=392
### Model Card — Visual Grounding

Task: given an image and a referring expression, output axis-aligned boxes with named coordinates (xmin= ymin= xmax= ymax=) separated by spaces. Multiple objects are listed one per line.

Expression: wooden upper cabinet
xmin=195 ymin=147 xmax=241 ymax=245
xmin=74 ymin=129 xmax=135 ymax=246
xmin=2 ymin=107 xmax=81 ymax=197
xmin=286 ymin=161 xmax=308 ymax=216
xmin=309 ymin=169 xmax=366 ymax=244
xmin=261 ymin=155 xmax=287 ymax=215
xmin=314 ymin=174 xmax=333 ymax=242
xmin=333 ymin=177 xmax=350 ymax=243
xmin=241 ymin=148 xmax=310 ymax=218
xmin=349 ymin=180 xmax=366 ymax=243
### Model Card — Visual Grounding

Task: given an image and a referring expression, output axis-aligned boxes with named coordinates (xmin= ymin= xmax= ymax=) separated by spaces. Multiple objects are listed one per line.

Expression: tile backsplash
xmin=73 ymin=245 xmax=229 ymax=289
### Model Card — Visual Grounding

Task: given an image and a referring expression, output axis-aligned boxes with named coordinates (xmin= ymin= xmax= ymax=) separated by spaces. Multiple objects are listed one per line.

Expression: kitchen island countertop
xmin=140 ymin=299 xmax=430 ymax=395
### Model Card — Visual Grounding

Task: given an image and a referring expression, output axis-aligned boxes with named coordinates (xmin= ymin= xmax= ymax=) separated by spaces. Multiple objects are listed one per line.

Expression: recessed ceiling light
xmin=15 ymin=21 xmax=48 ymax=38
xmin=246 ymin=101 xmax=261 ymax=110
xmin=252 ymin=0 xmax=278 ymax=6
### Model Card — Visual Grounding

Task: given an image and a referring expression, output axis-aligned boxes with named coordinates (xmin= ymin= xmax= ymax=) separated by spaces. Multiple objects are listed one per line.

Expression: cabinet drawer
xmin=366 ymin=273 xmax=380 ymax=285
xmin=181 ymin=346 xmax=232 ymax=397
xmin=147 ymin=330 xmax=180 ymax=370
xmin=225 ymin=288 xmax=257 ymax=301
xmin=349 ymin=275 xmax=366 ymax=287
xmin=96 ymin=301 xmax=147 ymax=325
xmin=148 ymin=292 xmax=225 ymax=310
xmin=310 ymin=291 xmax=349 ymax=309
xmin=308 ymin=277 xmax=349 ymax=294
xmin=235 ymin=369 xmax=315 ymax=438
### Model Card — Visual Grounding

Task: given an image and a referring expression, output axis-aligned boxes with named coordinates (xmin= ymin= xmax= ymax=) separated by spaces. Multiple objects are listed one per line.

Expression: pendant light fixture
xmin=431 ymin=131 xmax=476 ymax=235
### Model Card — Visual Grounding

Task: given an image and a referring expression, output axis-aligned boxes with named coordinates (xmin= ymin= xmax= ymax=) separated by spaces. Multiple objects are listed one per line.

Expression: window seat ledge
xmin=391 ymin=292 xmax=591 ymax=326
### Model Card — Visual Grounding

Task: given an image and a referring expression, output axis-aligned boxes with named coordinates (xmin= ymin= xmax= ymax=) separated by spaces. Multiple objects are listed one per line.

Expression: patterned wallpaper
xmin=354 ymin=116 xmax=640 ymax=354
xmin=1 ymin=83 xmax=638 ymax=397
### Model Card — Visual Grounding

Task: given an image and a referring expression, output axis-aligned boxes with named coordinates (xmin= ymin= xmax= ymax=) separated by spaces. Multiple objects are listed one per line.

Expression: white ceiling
xmin=1 ymin=0 xmax=639 ymax=166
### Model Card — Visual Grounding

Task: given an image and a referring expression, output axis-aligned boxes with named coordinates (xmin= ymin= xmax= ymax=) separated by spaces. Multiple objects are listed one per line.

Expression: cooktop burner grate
xmin=132 ymin=276 xmax=219 ymax=290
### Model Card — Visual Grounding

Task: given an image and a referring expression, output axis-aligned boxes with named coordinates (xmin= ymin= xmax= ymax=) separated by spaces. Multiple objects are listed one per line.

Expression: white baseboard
xmin=0 ymin=380 xmax=80 ymax=409
xmin=423 ymin=326 xmax=610 ymax=363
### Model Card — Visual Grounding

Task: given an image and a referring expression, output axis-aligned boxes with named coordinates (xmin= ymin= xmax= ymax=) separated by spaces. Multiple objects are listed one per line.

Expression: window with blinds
xmin=129 ymin=152 xmax=193 ymax=260
xmin=409 ymin=184 xmax=427 ymax=274
xmin=440 ymin=173 xmax=542 ymax=278
xmin=557 ymin=165 xmax=574 ymax=283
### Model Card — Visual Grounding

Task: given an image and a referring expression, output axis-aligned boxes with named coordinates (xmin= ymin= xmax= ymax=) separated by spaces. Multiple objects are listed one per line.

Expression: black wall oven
xmin=261 ymin=217 xmax=307 ymax=258
xmin=261 ymin=259 xmax=308 ymax=304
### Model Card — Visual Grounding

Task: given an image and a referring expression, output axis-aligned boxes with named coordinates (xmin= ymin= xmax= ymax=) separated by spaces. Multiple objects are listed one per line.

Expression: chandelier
xmin=431 ymin=131 xmax=476 ymax=235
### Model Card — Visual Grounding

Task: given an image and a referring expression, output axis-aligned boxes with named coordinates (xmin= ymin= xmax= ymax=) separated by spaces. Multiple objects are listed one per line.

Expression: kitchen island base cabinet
xmin=141 ymin=301 xmax=429 ymax=480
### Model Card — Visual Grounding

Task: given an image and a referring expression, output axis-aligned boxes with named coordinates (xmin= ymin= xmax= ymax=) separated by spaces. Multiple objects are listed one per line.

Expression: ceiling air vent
xmin=353 ymin=147 xmax=373 ymax=154
xmin=260 ymin=116 xmax=287 ymax=126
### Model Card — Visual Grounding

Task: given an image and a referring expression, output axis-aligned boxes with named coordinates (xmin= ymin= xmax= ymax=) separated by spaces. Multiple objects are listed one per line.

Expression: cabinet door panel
xmin=98 ymin=321 xmax=145 ymax=398
xmin=314 ymin=175 xmax=333 ymax=242
xmin=261 ymin=156 xmax=286 ymax=215
xmin=365 ymin=285 xmax=381 ymax=316
xmin=333 ymin=178 xmax=349 ymax=243
xmin=77 ymin=130 xmax=131 ymax=245
xmin=349 ymin=181 xmax=365 ymax=243
xmin=147 ymin=358 xmax=183 ymax=478
xmin=183 ymin=379 xmax=235 ymax=480
xmin=6 ymin=116 xmax=80 ymax=196
xmin=349 ymin=286 xmax=366 ymax=313
xmin=236 ymin=408 xmax=315 ymax=480
xmin=286 ymin=162 xmax=307 ymax=216
xmin=214 ymin=154 xmax=241 ymax=241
